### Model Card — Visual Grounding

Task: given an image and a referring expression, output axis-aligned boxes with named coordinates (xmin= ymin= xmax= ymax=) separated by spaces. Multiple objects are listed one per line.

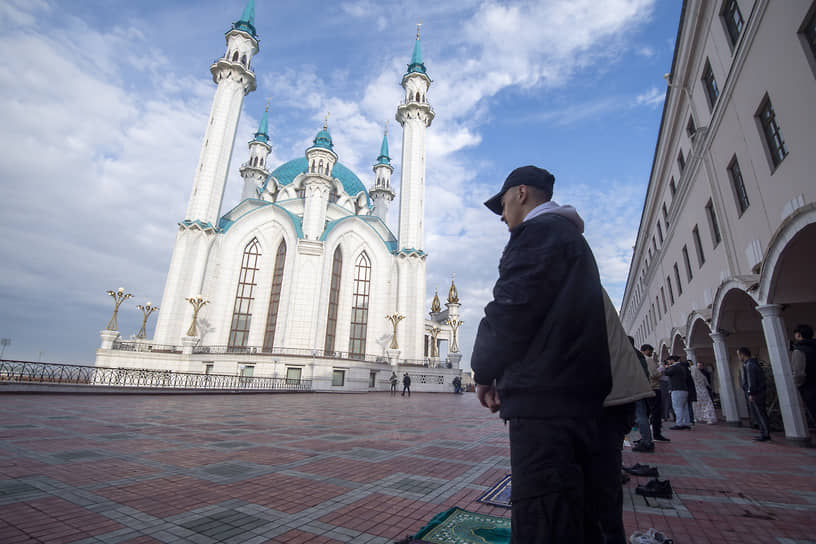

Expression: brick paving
xmin=0 ymin=393 xmax=813 ymax=543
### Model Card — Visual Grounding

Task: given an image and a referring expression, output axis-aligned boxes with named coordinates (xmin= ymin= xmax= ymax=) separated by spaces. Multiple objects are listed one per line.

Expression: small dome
xmin=312 ymin=128 xmax=333 ymax=150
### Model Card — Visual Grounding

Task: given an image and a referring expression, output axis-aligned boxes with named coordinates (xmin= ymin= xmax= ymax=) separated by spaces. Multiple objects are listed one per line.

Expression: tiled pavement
xmin=0 ymin=393 xmax=813 ymax=543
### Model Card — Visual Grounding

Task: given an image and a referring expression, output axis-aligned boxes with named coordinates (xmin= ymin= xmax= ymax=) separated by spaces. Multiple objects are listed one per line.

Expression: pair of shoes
xmin=653 ymin=435 xmax=671 ymax=442
xmin=753 ymin=435 xmax=771 ymax=442
xmin=635 ymin=478 xmax=673 ymax=499
xmin=632 ymin=442 xmax=655 ymax=453
xmin=629 ymin=528 xmax=673 ymax=544
xmin=624 ymin=463 xmax=659 ymax=477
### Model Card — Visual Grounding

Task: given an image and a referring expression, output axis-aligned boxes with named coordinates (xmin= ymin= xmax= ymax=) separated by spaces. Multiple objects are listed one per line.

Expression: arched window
xmin=232 ymin=51 xmax=239 ymax=62
xmin=324 ymin=247 xmax=342 ymax=353
xmin=262 ymin=240 xmax=287 ymax=351
xmin=228 ymin=238 xmax=261 ymax=350
xmin=415 ymin=92 xmax=420 ymax=102
xmin=311 ymin=160 xmax=316 ymax=173
xmin=319 ymin=159 xmax=324 ymax=174
xmin=259 ymin=157 xmax=263 ymax=167
xmin=348 ymin=252 xmax=371 ymax=358
xmin=240 ymin=54 xmax=247 ymax=66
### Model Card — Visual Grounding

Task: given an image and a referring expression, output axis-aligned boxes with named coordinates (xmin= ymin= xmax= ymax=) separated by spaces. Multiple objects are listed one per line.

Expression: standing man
xmin=738 ymin=347 xmax=770 ymax=441
xmin=632 ymin=341 xmax=655 ymax=453
xmin=664 ymin=356 xmax=692 ymax=430
xmin=791 ymin=324 xmax=816 ymax=428
xmin=401 ymin=372 xmax=411 ymax=397
xmin=471 ymin=166 xmax=611 ymax=543
xmin=390 ymin=371 xmax=398 ymax=396
xmin=641 ymin=344 xmax=670 ymax=442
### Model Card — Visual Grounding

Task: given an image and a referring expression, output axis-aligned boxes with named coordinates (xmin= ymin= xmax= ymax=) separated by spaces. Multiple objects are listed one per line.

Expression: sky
xmin=0 ymin=0 xmax=682 ymax=368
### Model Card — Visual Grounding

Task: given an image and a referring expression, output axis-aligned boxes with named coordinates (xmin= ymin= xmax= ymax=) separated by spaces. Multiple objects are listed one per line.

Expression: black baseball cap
xmin=484 ymin=165 xmax=555 ymax=215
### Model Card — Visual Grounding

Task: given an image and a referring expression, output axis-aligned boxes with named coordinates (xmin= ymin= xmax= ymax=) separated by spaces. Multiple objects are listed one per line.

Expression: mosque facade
xmin=95 ymin=1 xmax=464 ymax=392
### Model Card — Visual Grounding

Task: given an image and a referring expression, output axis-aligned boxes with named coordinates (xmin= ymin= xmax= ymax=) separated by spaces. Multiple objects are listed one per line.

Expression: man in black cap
xmin=472 ymin=166 xmax=611 ymax=543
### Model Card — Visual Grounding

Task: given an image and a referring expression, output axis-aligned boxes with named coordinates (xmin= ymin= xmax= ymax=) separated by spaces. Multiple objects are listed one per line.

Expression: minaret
xmin=369 ymin=125 xmax=395 ymax=223
xmin=185 ymin=0 xmax=259 ymax=224
xmin=239 ymin=106 xmax=271 ymax=200
xmin=152 ymin=1 xmax=259 ymax=346
xmin=302 ymin=120 xmax=337 ymax=240
xmin=394 ymin=25 xmax=434 ymax=360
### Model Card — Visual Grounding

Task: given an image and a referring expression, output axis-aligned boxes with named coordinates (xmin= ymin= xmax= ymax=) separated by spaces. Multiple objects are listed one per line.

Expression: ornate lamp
xmin=429 ymin=326 xmax=442 ymax=357
xmin=185 ymin=295 xmax=209 ymax=337
xmin=445 ymin=317 xmax=463 ymax=353
xmin=136 ymin=302 xmax=159 ymax=339
xmin=385 ymin=313 xmax=405 ymax=349
xmin=105 ymin=287 xmax=133 ymax=331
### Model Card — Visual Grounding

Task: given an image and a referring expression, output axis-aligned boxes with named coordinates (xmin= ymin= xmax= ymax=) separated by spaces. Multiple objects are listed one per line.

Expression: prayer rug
xmin=413 ymin=507 xmax=510 ymax=544
xmin=476 ymin=474 xmax=511 ymax=508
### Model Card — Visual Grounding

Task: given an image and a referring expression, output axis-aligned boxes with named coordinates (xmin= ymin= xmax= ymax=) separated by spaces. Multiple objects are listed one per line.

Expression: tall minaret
xmin=185 ymin=0 xmax=259 ymax=224
xmin=239 ymin=106 xmax=271 ymax=200
xmin=302 ymin=121 xmax=337 ymax=240
xmin=153 ymin=1 xmax=259 ymax=346
xmin=394 ymin=25 xmax=434 ymax=360
xmin=369 ymin=125 xmax=395 ymax=223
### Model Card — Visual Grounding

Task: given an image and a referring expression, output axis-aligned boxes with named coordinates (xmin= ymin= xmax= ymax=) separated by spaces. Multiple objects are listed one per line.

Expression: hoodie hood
xmin=524 ymin=200 xmax=585 ymax=233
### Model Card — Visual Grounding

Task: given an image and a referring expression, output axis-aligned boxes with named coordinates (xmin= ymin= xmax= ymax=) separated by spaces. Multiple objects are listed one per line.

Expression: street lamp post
xmin=385 ymin=313 xmax=405 ymax=350
xmin=445 ymin=317 xmax=463 ymax=353
xmin=136 ymin=302 xmax=159 ymax=339
xmin=105 ymin=287 xmax=133 ymax=331
xmin=185 ymin=295 xmax=209 ymax=337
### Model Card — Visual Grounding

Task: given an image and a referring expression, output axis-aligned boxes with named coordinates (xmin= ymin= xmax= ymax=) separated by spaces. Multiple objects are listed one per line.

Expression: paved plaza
xmin=0 ymin=392 xmax=814 ymax=543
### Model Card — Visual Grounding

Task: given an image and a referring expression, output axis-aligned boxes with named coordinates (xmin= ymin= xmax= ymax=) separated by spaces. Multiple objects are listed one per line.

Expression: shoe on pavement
xmin=653 ymin=435 xmax=671 ymax=441
xmin=753 ymin=435 xmax=771 ymax=442
xmin=623 ymin=463 xmax=659 ymax=477
xmin=632 ymin=442 xmax=655 ymax=453
xmin=635 ymin=478 xmax=673 ymax=499
xmin=629 ymin=528 xmax=673 ymax=544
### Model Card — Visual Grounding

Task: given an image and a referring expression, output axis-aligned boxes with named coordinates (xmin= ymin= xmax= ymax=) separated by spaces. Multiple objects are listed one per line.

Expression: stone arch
xmin=711 ymin=279 xmax=758 ymax=334
xmin=670 ymin=330 xmax=686 ymax=358
xmin=658 ymin=342 xmax=670 ymax=362
xmin=757 ymin=202 xmax=816 ymax=305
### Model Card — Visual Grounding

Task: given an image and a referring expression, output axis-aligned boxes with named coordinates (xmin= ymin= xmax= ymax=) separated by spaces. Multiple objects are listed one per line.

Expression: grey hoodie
xmin=524 ymin=200 xmax=585 ymax=233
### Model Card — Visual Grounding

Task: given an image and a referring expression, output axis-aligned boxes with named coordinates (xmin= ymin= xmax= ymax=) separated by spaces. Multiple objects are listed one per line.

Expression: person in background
xmin=685 ymin=360 xmax=697 ymax=425
xmin=791 ymin=324 xmax=816 ymax=429
xmin=402 ymin=372 xmax=412 ymax=397
xmin=690 ymin=361 xmax=717 ymax=424
xmin=390 ymin=371 xmax=398 ymax=396
xmin=738 ymin=347 xmax=770 ymax=441
xmin=664 ymin=356 xmax=691 ymax=430
xmin=632 ymin=341 xmax=655 ymax=453
xmin=641 ymin=344 xmax=670 ymax=442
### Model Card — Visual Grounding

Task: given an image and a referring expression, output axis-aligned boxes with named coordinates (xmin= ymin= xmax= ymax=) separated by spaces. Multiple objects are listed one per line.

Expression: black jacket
xmin=794 ymin=339 xmax=816 ymax=389
xmin=471 ymin=213 xmax=611 ymax=420
xmin=664 ymin=362 xmax=689 ymax=391
xmin=741 ymin=358 xmax=766 ymax=395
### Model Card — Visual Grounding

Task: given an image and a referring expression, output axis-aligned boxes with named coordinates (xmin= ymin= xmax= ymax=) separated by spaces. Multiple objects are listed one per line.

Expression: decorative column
xmin=99 ymin=330 xmax=120 ymax=350
xmin=710 ymin=332 xmax=740 ymax=425
xmin=756 ymin=304 xmax=809 ymax=442
xmin=684 ymin=347 xmax=697 ymax=364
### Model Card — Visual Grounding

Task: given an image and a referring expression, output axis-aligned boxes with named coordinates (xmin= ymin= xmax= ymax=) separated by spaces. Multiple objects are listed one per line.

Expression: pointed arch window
xmin=348 ymin=252 xmax=371 ymax=359
xmin=262 ymin=240 xmax=287 ymax=352
xmin=228 ymin=239 xmax=261 ymax=350
xmin=240 ymin=54 xmax=247 ymax=67
xmin=324 ymin=247 xmax=343 ymax=353
xmin=232 ymin=51 xmax=239 ymax=62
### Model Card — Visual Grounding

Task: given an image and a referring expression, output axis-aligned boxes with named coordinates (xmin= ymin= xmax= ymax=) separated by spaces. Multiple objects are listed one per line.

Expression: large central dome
xmin=267 ymin=158 xmax=369 ymax=205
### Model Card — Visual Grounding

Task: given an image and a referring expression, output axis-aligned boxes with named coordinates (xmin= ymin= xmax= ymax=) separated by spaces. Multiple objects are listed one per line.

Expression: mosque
xmin=95 ymin=1 xmax=464 ymax=391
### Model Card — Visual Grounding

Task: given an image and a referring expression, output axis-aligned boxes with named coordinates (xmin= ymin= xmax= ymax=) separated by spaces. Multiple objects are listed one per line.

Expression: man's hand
xmin=477 ymin=384 xmax=501 ymax=413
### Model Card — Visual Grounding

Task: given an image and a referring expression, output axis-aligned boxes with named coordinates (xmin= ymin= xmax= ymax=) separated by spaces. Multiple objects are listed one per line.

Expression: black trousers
xmin=647 ymin=388 xmax=663 ymax=437
xmin=749 ymin=392 xmax=770 ymax=438
xmin=800 ymin=385 xmax=816 ymax=428
xmin=508 ymin=417 xmax=603 ymax=544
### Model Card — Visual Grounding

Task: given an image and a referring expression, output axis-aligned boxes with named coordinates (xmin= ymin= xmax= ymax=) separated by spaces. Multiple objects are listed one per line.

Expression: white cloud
xmin=635 ymin=86 xmax=665 ymax=107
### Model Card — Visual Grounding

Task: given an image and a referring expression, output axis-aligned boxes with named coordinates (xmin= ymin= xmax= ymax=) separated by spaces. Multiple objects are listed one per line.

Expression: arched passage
xmin=670 ymin=332 xmax=686 ymax=359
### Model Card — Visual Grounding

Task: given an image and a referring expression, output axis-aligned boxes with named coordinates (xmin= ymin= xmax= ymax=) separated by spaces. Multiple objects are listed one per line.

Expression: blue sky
xmin=0 ymin=0 xmax=681 ymax=367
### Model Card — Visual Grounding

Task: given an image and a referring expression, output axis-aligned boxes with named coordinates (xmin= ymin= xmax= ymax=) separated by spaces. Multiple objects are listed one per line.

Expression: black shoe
xmin=635 ymin=478 xmax=673 ymax=499
xmin=669 ymin=425 xmax=683 ymax=430
xmin=623 ymin=463 xmax=659 ymax=477
xmin=654 ymin=435 xmax=671 ymax=442
xmin=621 ymin=472 xmax=631 ymax=484
xmin=632 ymin=442 xmax=655 ymax=453
xmin=753 ymin=435 xmax=771 ymax=442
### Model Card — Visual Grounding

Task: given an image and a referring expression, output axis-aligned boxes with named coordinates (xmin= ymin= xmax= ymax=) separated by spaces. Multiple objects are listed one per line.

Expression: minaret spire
xmin=233 ymin=0 xmax=257 ymax=37
xmin=370 ymin=122 xmax=395 ymax=223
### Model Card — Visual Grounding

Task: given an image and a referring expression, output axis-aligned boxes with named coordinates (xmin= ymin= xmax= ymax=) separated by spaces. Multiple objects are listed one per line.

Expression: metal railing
xmin=113 ymin=341 xmax=182 ymax=354
xmin=191 ymin=345 xmax=389 ymax=363
xmin=0 ymin=360 xmax=311 ymax=392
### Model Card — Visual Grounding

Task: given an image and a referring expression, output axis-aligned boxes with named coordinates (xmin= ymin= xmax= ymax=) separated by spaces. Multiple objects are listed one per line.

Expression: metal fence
xmin=0 ymin=360 xmax=312 ymax=392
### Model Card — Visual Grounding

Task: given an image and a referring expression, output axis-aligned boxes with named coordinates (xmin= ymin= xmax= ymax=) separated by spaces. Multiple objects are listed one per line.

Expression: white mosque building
xmin=95 ymin=1 xmax=464 ymax=391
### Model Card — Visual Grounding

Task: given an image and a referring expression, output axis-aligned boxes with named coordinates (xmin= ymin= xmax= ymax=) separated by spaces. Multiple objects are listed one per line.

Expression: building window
xmin=297 ymin=187 xmax=306 ymax=198
xmin=204 ymin=363 xmax=214 ymax=375
xmin=657 ymin=221 xmax=664 ymax=244
xmin=652 ymin=236 xmax=657 ymax=253
xmin=702 ymin=60 xmax=719 ymax=108
xmin=324 ymin=247 xmax=342 ymax=353
xmin=669 ymin=177 xmax=677 ymax=197
xmin=705 ymin=199 xmax=722 ymax=247
xmin=677 ymin=149 xmax=686 ymax=172
xmin=722 ymin=0 xmax=744 ymax=47
xmin=332 ymin=369 xmax=346 ymax=387
xmin=682 ymin=245 xmax=694 ymax=282
xmin=692 ymin=225 xmax=705 ymax=267
xmin=662 ymin=203 xmax=669 ymax=228
xmin=667 ymin=275 xmax=675 ymax=305
xmin=348 ymin=252 xmax=371 ymax=358
xmin=686 ymin=115 xmax=696 ymax=138
xmin=262 ymin=240 xmax=287 ymax=352
xmin=228 ymin=238 xmax=261 ymax=350
xmin=802 ymin=3 xmax=816 ymax=61
xmin=674 ymin=263 xmax=683 ymax=295
xmin=728 ymin=155 xmax=750 ymax=215
xmin=757 ymin=96 xmax=788 ymax=168
xmin=656 ymin=297 xmax=661 ymax=321
xmin=661 ymin=287 xmax=667 ymax=314
xmin=285 ymin=367 xmax=302 ymax=384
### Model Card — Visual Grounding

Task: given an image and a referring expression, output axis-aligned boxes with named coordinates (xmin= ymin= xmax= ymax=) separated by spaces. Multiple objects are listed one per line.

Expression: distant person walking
xmin=739 ymin=347 xmax=770 ymax=441
xmin=402 ymin=373 xmax=411 ymax=397
xmin=390 ymin=372 xmax=398 ymax=396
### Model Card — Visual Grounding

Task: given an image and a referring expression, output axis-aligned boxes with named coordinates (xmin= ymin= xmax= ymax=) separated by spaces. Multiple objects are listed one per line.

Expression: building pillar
xmin=755 ymin=304 xmax=809 ymax=443
xmin=181 ymin=336 xmax=198 ymax=355
xmin=386 ymin=349 xmax=401 ymax=367
xmin=99 ymin=330 xmax=120 ymax=350
xmin=684 ymin=347 xmax=697 ymax=364
xmin=710 ymin=332 xmax=740 ymax=425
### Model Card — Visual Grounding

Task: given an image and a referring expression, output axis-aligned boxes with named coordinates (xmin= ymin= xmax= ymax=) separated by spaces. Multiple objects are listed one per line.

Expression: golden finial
xmin=324 ymin=111 xmax=330 ymax=130
xmin=384 ymin=120 xmax=388 ymax=135
xmin=416 ymin=22 xmax=422 ymax=40
xmin=265 ymin=95 xmax=272 ymax=112
xmin=431 ymin=289 xmax=441 ymax=313
xmin=447 ymin=273 xmax=459 ymax=304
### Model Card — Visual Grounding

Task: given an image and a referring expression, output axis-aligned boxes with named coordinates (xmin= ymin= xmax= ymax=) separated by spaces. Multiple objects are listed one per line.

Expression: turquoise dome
xmin=312 ymin=129 xmax=333 ymax=150
xmin=265 ymin=158 xmax=370 ymax=206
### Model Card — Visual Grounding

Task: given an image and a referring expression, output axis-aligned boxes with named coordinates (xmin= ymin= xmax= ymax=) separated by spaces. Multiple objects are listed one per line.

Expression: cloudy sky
xmin=0 ymin=0 xmax=681 ymax=367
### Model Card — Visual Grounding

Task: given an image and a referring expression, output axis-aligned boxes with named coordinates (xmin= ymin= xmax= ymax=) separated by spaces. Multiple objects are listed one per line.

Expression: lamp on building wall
xmin=185 ymin=295 xmax=209 ymax=337
xmin=385 ymin=313 xmax=405 ymax=349
xmin=664 ymin=73 xmax=704 ymax=137
xmin=105 ymin=287 xmax=133 ymax=331
xmin=136 ymin=302 xmax=159 ymax=339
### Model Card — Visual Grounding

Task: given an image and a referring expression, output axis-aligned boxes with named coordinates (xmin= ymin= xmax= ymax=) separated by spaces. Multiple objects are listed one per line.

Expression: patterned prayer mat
xmin=476 ymin=474 xmax=511 ymax=508
xmin=413 ymin=507 xmax=511 ymax=544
